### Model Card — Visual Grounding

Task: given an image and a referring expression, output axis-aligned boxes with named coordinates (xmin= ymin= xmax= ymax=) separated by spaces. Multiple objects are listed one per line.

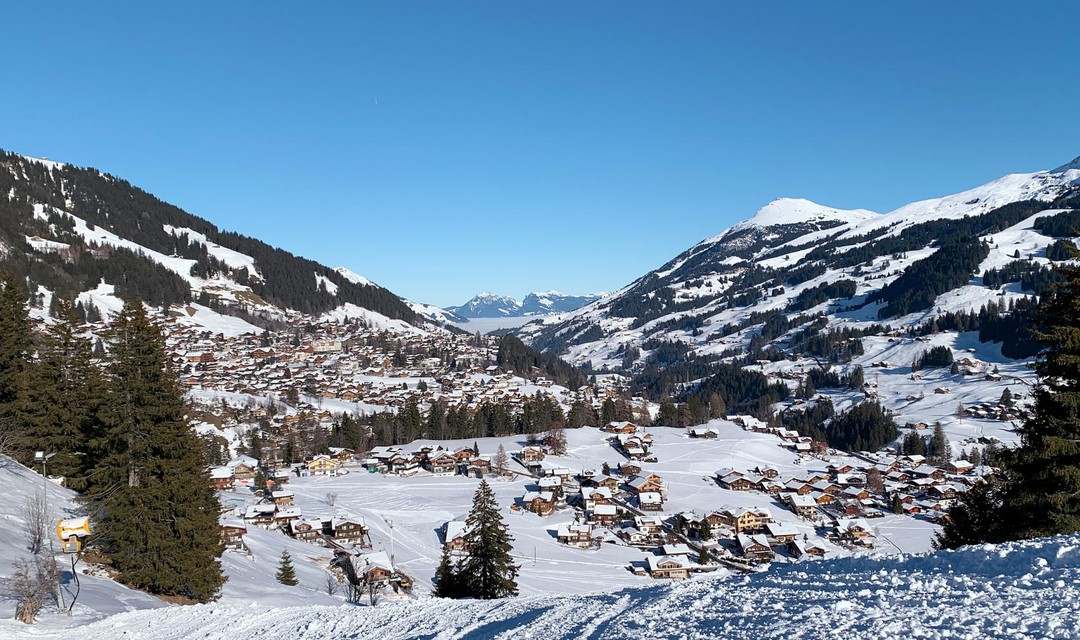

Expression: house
xmin=603 ymin=421 xmax=638 ymax=434
xmin=626 ymin=473 xmax=664 ymax=495
xmin=620 ymin=526 xmax=650 ymax=546
xmin=688 ymin=427 xmax=719 ymax=439
xmin=764 ymin=522 xmax=800 ymax=543
xmin=220 ymin=519 xmax=247 ymax=549
xmin=273 ymin=507 xmax=303 ymax=529
xmin=834 ymin=518 xmax=875 ymax=546
xmin=634 ymin=515 xmax=664 ymax=536
xmin=590 ymin=504 xmax=619 ymax=526
xmin=638 ymin=492 xmax=664 ymax=511
xmin=580 ymin=487 xmax=613 ymax=511
xmin=327 ymin=447 xmax=356 ymax=464
xmin=617 ymin=462 xmax=642 ymax=477
xmin=598 ymin=476 xmax=622 ymax=492
xmin=291 ymin=518 xmax=325 ymax=542
xmin=788 ymin=539 xmax=827 ymax=559
xmin=306 ymin=455 xmax=342 ymax=477
xmin=520 ymin=446 xmax=546 ymax=463
xmin=243 ymin=503 xmax=277 ymax=528
xmin=661 ymin=543 xmax=692 ymax=557
xmin=556 ymin=522 xmax=593 ymax=548
xmin=787 ymin=493 xmax=819 ymax=518
xmin=538 ymin=476 xmax=564 ymax=498
xmin=647 ymin=555 xmax=689 ymax=579
xmin=717 ymin=508 xmax=772 ymax=534
xmin=736 ymin=534 xmax=774 ymax=562
xmin=210 ymin=466 xmax=234 ymax=490
xmin=332 ymin=518 xmax=370 ymax=547
xmin=271 ymin=490 xmax=295 ymax=506
xmin=444 ymin=521 xmax=469 ymax=552
xmin=428 ymin=453 xmax=459 ymax=477
xmin=946 ymin=460 xmax=975 ymax=474
xmin=523 ymin=491 xmax=556 ymax=516
xmin=720 ymin=475 xmax=755 ymax=492
xmin=358 ymin=551 xmax=393 ymax=584
xmin=228 ymin=456 xmax=259 ymax=484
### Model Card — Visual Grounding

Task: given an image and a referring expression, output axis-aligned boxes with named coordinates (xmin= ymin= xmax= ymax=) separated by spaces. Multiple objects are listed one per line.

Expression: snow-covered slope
xmin=13 ymin=532 xmax=1080 ymax=639
xmin=521 ymin=158 xmax=1080 ymax=371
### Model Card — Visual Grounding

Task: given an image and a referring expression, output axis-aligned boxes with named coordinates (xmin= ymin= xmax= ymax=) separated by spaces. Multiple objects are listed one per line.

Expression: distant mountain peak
xmin=731 ymin=198 xmax=880 ymax=232
xmin=1051 ymin=155 xmax=1080 ymax=173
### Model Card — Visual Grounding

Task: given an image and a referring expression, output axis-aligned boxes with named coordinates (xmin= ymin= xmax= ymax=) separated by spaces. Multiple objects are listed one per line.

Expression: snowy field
xmin=8 ymin=532 xmax=1079 ymax=639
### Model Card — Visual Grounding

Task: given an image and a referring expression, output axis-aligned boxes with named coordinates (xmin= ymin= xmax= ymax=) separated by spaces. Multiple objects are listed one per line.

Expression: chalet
xmin=358 ymin=551 xmax=393 ymax=585
xmin=634 ymin=515 xmax=663 ymax=536
xmin=444 ymin=521 xmax=469 ymax=552
xmin=306 ymin=455 xmax=342 ymax=477
xmin=273 ymin=507 xmax=303 ymax=529
xmin=620 ymin=526 xmax=650 ymax=546
xmin=291 ymin=518 xmax=325 ymax=542
xmin=638 ymin=492 xmax=664 ymax=511
xmin=756 ymin=466 xmax=780 ymax=479
xmin=327 ymin=447 xmax=356 ymax=464
xmin=720 ymin=475 xmax=756 ymax=492
xmin=784 ymin=479 xmax=813 ymax=495
xmin=428 ymin=453 xmax=459 ymax=477
xmin=210 ymin=467 xmax=234 ymax=490
xmin=228 ymin=456 xmax=259 ymax=484
xmin=912 ymin=465 xmax=946 ymax=481
xmin=243 ymin=503 xmax=277 ymax=528
xmin=764 ymin=522 xmax=800 ymax=543
xmin=688 ymin=427 xmax=718 ymax=439
xmin=789 ymin=539 xmax=826 ymax=559
xmin=523 ymin=491 xmax=556 ymax=516
xmin=946 ymin=460 xmax=975 ymax=474
xmin=627 ymin=474 xmax=664 ymax=495
xmin=813 ymin=492 xmax=834 ymax=506
xmin=736 ymin=533 xmax=774 ymax=562
xmin=556 ymin=522 xmax=593 ymax=548
xmin=647 ymin=555 xmax=689 ymax=580
xmin=271 ymin=490 xmax=295 ymax=506
xmin=538 ymin=476 xmax=564 ymax=498
xmin=453 ymin=447 xmax=476 ymax=462
xmin=661 ymin=543 xmax=692 ymax=557
xmin=520 ymin=446 xmax=546 ymax=463
xmin=617 ymin=462 xmax=642 ymax=477
xmin=786 ymin=493 xmax=819 ymax=518
xmin=603 ymin=421 xmax=638 ymax=434
xmin=220 ymin=520 xmax=247 ymax=549
xmin=590 ymin=504 xmax=619 ymax=526
xmin=581 ymin=487 xmax=613 ymax=510
xmin=834 ymin=518 xmax=875 ymax=547
xmin=598 ymin=476 xmax=622 ymax=492
xmin=332 ymin=518 xmax=369 ymax=547
xmin=717 ymin=508 xmax=771 ymax=534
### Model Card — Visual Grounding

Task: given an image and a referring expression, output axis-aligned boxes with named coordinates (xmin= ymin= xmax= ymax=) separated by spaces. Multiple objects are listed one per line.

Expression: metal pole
xmin=41 ymin=455 xmax=66 ymax=611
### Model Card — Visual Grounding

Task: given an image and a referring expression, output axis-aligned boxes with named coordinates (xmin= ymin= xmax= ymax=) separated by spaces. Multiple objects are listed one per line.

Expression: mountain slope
xmin=520 ymin=159 xmax=1080 ymax=379
xmin=13 ymin=532 xmax=1080 ymax=639
xmin=448 ymin=291 xmax=603 ymax=318
xmin=0 ymin=151 xmax=419 ymax=327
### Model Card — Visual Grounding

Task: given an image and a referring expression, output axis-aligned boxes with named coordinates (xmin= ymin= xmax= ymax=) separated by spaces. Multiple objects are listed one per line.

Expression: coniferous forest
xmin=0 ymin=271 xmax=224 ymax=602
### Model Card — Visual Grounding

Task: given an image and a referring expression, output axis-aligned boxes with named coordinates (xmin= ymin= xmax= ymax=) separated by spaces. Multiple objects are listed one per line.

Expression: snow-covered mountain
xmin=520 ymin=159 xmax=1080 ymax=373
xmin=448 ymin=291 xmax=603 ymax=318
xmin=0 ymin=150 xmax=431 ymax=335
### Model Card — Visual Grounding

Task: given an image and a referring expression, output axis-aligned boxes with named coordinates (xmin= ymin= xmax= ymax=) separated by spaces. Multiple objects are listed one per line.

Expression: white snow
xmin=334 ymin=266 xmax=375 ymax=287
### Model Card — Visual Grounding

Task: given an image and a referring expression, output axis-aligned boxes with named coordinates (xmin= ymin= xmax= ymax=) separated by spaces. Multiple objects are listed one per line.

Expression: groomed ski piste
xmin=7 ymin=533 xmax=1079 ymax=639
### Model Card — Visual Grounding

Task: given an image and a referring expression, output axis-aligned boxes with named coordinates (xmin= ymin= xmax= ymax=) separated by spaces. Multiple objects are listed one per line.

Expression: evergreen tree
xmin=18 ymin=298 xmax=103 ymax=487
xmin=0 ymin=271 xmax=31 ymax=435
xmin=460 ymin=480 xmax=518 ymax=599
xmin=432 ymin=546 xmax=462 ymax=598
xmin=699 ymin=517 xmax=712 ymax=541
xmin=83 ymin=300 xmax=225 ymax=602
xmin=891 ymin=492 xmax=904 ymax=514
xmin=939 ymin=259 xmax=1080 ymax=547
xmin=276 ymin=550 xmax=298 ymax=586
xmin=928 ymin=423 xmax=950 ymax=465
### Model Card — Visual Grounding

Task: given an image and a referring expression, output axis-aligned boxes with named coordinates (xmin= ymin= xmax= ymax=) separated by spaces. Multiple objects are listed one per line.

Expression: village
xmin=207 ymin=411 xmax=990 ymax=592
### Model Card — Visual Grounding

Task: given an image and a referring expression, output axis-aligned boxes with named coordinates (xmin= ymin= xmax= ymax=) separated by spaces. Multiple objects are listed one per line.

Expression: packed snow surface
xmin=9 ymin=534 xmax=1079 ymax=639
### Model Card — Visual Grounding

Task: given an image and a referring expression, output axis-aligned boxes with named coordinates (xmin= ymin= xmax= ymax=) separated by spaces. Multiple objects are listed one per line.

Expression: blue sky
xmin=3 ymin=2 xmax=1078 ymax=307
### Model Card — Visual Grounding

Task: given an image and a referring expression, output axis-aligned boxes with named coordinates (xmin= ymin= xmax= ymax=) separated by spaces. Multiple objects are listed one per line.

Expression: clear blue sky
xmin=2 ymin=2 xmax=1078 ymax=307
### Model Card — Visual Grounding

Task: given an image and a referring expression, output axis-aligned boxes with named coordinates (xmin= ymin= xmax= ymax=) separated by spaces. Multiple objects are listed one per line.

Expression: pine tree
xmin=433 ymin=546 xmax=462 ymax=598
xmin=18 ymin=299 xmax=103 ymax=487
xmin=891 ymin=493 xmax=904 ymax=514
xmin=699 ymin=517 xmax=712 ymax=541
xmin=0 ymin=271 xmax=32 ymax=436
xmin=276 ymin=550 xmax=298 ymax=586
xmin=83 ymin=299 xmax=225 ymax=602
xmin=460 ymin=480 xmax=518 ymax=599
xmin=928 ymin=423 xmax=950 ymax=465
xmin=939 ymin=259 xmax=1080 ymax=547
